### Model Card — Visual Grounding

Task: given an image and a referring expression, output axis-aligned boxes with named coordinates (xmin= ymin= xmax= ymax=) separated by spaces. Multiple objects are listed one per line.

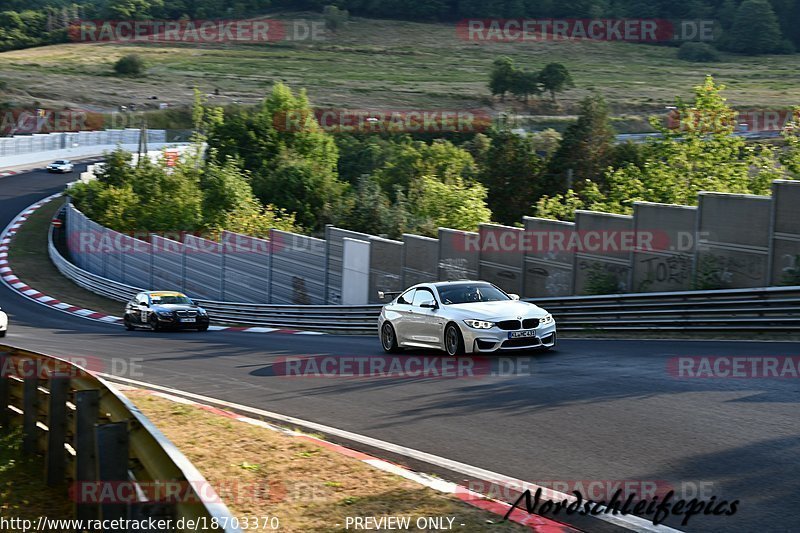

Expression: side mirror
xmin=508 ymin=294 xmax=520 ymax=301
xmin=420 ymin=300 xmax=438 ymax=309
xmin=139 ymin=302 xmax=149 ymax=308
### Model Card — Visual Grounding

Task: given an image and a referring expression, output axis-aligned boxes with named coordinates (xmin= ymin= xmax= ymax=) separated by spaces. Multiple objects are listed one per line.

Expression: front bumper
xmin=461 ymin=322 xmax=557 ymax=353
xmin=154 ymin=314 xmax=210 ymax=329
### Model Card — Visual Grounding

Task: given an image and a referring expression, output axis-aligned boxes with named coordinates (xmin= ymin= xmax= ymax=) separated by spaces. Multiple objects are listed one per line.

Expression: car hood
xmin=443 ymin=300 xmax=547 ymax=320
xmin=151 ymin=304 xmax=204 ymax=312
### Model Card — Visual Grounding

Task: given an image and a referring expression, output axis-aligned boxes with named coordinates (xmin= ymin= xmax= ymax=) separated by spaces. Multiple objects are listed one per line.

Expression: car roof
xmin=430 ymin=280 xmax=492 ymax=288
xmin=143 ymin=291 xmax=187 ymax=297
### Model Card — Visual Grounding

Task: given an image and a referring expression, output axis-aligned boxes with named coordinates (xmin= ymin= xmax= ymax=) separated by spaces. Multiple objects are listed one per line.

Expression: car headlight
xmin=157 ymin=311 xmax=173 ymax=317
xmin=539 ymin=314 xmax=554 ymax=325
xmin=464 ymin=319 xmax=495 ymax=329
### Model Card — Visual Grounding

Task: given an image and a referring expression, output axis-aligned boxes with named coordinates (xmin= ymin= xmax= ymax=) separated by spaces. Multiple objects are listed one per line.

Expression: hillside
xmin=1 ymin=13 xmax=799 ymax=125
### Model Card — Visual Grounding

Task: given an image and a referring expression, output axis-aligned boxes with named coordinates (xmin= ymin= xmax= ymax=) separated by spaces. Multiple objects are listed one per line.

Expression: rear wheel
xmin=380 ymin=322 xmax=400 ymax=353
xmin=0 ymin=330 xmax=6 ymax=338
xmin=444 ymin=323 xmax=464 ymax=356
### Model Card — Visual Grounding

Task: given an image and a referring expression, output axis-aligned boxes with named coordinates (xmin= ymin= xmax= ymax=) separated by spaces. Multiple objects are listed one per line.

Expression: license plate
xmin=180 ymin=318 xmax=196 ymax=323
xmin=509 ymin=330 xmax=536 ymax=339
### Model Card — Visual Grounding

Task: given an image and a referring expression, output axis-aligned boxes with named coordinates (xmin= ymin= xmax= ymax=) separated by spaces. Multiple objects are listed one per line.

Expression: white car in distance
xmin=47 ymin=160 xmax=74 ymax=173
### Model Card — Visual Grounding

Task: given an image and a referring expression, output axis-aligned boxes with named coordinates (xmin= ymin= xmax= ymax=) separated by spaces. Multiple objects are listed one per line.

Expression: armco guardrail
xmin=47 ymin=214 xmax=800 ymax=333
xmin=0 ymin=345 xmax=241 ymax=532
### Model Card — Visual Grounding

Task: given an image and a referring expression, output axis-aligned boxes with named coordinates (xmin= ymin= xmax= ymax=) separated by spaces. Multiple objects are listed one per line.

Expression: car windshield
xmin=151 ymin=295 xmax=192 ymax=305
xmin=54 ymin=160 xmax=67 ymax=164
xmin=437 ymin=284 xmax=510 ymax=305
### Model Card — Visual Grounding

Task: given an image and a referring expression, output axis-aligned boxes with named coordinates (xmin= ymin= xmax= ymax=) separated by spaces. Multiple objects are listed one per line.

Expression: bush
xmin=113 ymin=54 xmax=145 ymax=76
xmin=677 ymin=42 xmax=720 ymax=62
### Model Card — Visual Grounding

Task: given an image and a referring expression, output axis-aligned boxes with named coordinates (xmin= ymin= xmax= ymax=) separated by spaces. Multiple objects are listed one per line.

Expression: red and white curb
xmin=101 ymin=374 xmax=682 ymax=533
xmin=0 ymin=195 xmax=326 ymax=336
xmin=129 ymin=385 xmax=578 ymax=532
xmin=0 ymin=170 xmax=19 ymax=177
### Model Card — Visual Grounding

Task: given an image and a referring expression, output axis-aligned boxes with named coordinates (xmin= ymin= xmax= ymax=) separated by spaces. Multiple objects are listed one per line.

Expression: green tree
xmin=374 ymin=138 xmax=477 ymax=195
xmin=480 ymin=130 xmax=547 ymax=224
xmin=547 ymin=94 xmax=616 ymax=185
xmin=208 ymin=83 xmax=347 ymax=231
xmin=509 ymin=69 xmax=541 ymax=102
xmin=489 ymin=56 xmax=516 ymax=101
xmin=113 ymin=54 xmax=145 ymax=76
xmin=780 ymin=107 xmax=800 ymax=178
xmin=407 ymin=175 xmax=492 ymax=236
xmin=538 ymin=63 xmax=574 ymax=102
xmin=537 ymin=77 xmax=782 ymax=219
xmin=726 ymin=0 xmax=785 ymax=54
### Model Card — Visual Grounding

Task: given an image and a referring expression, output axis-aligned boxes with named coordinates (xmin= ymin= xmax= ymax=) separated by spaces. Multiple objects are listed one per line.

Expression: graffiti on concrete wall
xmin=636 ymin=254 xmax=692 ymax=292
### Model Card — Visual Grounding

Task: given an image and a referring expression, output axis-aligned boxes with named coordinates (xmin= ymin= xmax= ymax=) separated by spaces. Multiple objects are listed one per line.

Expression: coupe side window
xmin=397 ymin=289 xmax=415 ymax=305
xmin=412 ymin=289 xmax=435 ymax=307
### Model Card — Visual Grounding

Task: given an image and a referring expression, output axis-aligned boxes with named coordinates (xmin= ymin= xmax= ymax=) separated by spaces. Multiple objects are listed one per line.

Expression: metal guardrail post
xmin=75 ymin=389 xmax=100 ymax=521
xmin=22 ymin=366 xmax=39 ymax=453
xmin=0 ymin=352 xmax=9 ymax=429
xmin=96 ymin=422 xmax=130 ymax=523
xmin=46 ymin=373 xmax=70 ymax=486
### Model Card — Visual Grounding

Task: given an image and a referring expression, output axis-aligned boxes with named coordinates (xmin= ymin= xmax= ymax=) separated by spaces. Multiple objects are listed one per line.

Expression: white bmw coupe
xmin=378 ymin=280 xmax=556 ymax=355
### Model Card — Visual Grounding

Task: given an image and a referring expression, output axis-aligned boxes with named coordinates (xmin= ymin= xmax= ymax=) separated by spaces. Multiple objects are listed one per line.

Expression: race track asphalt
xmin=1 ymin=168 xmax=798 ymax=532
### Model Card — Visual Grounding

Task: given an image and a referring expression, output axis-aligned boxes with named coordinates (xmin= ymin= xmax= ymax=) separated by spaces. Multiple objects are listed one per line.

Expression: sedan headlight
xmin=539 ymin=314 xmax=554 ymax=325
xmin=157 ymin=311 xmax=173 ymax=317
xmin=464 ymin=319 xmax=495 ymax=329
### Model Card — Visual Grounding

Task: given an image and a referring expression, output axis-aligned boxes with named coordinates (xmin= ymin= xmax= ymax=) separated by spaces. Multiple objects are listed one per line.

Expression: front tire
xmin=124 ymin=317 xmax=135 ymax=331
xmin=444 ymin=323 xmax=464 ymax=356
xmin=0 ymin=330 xmax=6 ymax=338
xmin=149 ymin=315 xmax=161 ymax=332
xmin=197 ymin=325 xmax=209 ymax=332
xmin=380 ymin=322 xmax=400 ymax=353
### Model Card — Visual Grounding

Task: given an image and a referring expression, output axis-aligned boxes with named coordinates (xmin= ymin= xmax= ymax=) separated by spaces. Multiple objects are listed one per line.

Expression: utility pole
xmin=137 ymin=117 xmax=148 ymax=166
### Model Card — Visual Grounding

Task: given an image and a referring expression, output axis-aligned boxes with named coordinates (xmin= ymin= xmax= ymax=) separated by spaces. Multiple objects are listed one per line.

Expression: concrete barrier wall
xmin=769 ymin=180 xmax=800 ymax=286
xmin=220 ymin=231 xmax=271 ymax=304
xmin=477 ymin=223 xmax=524 ymax=295
xmin=402 ymin=234 xmax=439 ymax=287
xmin=183 ymin=235 xmax=223 ymax=301
xmin=573 ymin=211 xmax=634 ymax=295
xmin=438 ymin=228 xmax=479 ymax=281
xmin=630 ymin=202 xmax=697 ymax=293
xmin=522 ymin=217 xmax=575 ymax=298
xmin=0 ymin=129 xmax=178 ymax=168
xmin=325 ymin=227 xmax=373 ymax=304
xmin=695 ymin=193 xmax=772 ymax=289
xmin=369 ymin=237 xmax=404 ymax=304
xmin=270 ymin=230 xmax=326 ymax=305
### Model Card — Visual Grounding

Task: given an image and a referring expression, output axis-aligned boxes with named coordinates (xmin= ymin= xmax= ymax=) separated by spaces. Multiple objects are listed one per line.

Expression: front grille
xmin=176 ymin=310 xmax=198 ymax=318
xmin=503 ymin=338 xmax=541 ymax=348
xmin=522 ymin=318 xmax=540 ymax=329
xmin=496 ymin=320 xmax=521 ymax=331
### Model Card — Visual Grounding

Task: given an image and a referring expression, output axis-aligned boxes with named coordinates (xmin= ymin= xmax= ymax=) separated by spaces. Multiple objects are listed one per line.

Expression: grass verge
xmin=7 ymin=197 xmax=123 ymax=317
xmin=0 ymin=429 xmax=73 ymax=519
xmin=124 ymin=389 xmax=530 ymax=533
